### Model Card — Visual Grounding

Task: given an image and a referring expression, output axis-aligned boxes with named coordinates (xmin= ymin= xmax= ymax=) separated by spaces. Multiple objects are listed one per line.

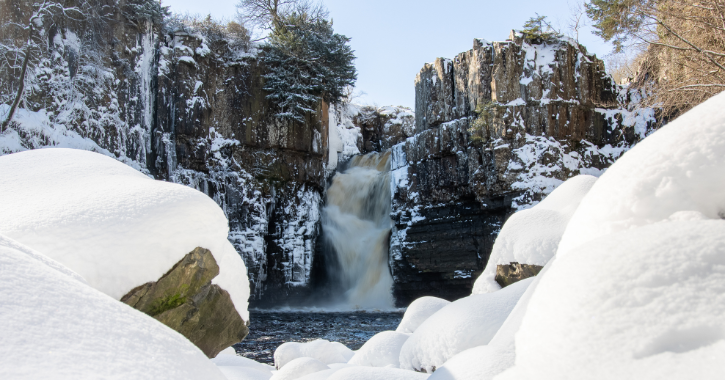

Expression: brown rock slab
xmin=121 ymin=247 xmax=249 ymax=358
xmin=495 ymin=262 xmax=543 ymax=288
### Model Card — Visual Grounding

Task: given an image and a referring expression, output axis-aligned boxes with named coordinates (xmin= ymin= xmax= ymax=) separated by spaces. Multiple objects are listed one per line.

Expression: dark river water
xmin=233 ymin=310 xmax=405 ymax=364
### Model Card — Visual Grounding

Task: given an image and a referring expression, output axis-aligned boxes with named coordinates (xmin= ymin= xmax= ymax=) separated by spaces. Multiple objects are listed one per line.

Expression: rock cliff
xmin=389 ymin=31 xmax=656 ymax=305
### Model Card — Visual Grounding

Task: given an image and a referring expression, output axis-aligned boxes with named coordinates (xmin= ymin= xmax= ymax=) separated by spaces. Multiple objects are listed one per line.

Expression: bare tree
xmin=236 ymin=0 xmax=327 ymax=31
xmin=0 ymin=1 xmax=88 ymax=132
xmin=567 ymin=0 xmax=587 ymax=42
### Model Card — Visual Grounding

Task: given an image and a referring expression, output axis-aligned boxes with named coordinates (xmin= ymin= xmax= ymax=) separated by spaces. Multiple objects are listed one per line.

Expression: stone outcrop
xmin=495 ymin=263 xmax=543 ymax=288
xmin=121 ymin=247 xmax=248 ymax=358
xmin=389 ymin=31 xmax=656 ymax=305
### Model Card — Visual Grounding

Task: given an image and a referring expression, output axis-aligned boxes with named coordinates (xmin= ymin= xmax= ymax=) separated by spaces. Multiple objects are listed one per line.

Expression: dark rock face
xmin=495 ymin=263 xmax=544 ymax=288
xmin=389 ymin=32 xmax=655 ymax=305
xmin=122 ymin=247 xmax=249 ymax=358
xmin=0 ymin=2 xmax=329 ymax=306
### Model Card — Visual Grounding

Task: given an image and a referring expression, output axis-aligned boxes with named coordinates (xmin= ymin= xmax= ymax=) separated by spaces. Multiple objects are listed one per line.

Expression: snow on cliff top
xmin=0 ymin=233 xmax=226 ymax=379
xmin=0 ymin=148 xmax=249 ymax=320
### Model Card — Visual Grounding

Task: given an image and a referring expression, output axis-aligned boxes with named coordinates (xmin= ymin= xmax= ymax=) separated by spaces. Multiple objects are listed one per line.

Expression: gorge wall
xmin=388 ymin=32 xmax=656 ymax=305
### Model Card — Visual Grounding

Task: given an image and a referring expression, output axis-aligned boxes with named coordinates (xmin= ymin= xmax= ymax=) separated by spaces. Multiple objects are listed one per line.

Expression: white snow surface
xmin=348 ymin=331 xmax=411 ymax=368
xmin=472 ymin=175 xmax=596 ymax=294
xmin=430 ymin=266 xmax=548 ymax=380
xmin=212 ymin=347 xmax=274 ymax=379
xmin=326 ymin=367 xmax=430 ymax=380
xmin=270 ymin=357 xmax=330 ymax=380
xmin=0 ymin=148 xmax=250 ymax=320
xmin=557 ymin=91 xmax=725 ymax=256
xmin=399 ymin=278 xmax=533 ymax=373
xmin=497 ymin=220 xmax=725 ymax=379
xmin=274 ymin=340 xmax=354 ymax=369
xmin=396 ymin=296 xmax=451 ymax=333
xmin=0 ymin=233 xmax=226 ymax=379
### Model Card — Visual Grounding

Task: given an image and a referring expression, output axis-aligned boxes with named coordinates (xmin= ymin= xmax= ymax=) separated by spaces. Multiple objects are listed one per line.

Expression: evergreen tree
xmin=261 ymin=12 xmax=356 ymax=123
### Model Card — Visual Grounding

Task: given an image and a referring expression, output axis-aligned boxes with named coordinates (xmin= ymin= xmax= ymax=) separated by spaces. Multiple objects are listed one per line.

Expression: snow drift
xmin=396 ymin=296 xmax=451 ymax=334
xmin=0 ymin=148 xmax=249 ymax=320
xmin=0 ymin=233 xmax=226 ymax=379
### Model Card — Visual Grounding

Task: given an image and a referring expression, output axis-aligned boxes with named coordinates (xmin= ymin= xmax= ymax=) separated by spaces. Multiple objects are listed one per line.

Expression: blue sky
xmin=162 ymin=0 xmax=612 ymax=109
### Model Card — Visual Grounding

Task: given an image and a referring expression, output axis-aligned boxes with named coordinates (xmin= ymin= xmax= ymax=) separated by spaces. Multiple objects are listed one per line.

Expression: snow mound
xmin=270 ymin=357 xmax=329 ymax=380
xmin=430 ymin=266 xmax=548 ymax=380
xmin=0 ymin=148 xmax=249 ymax=320
xmin=326 ymin=367 xmax=430 ymax=380
xmin=557 ymin=91 xmax=725 ymax=256
xmin=297 ymin=364 xmax=355 ymax=380
xmin=0 ymin=233 xmax=225 ymax=379
xmin=212 ymin=347 xmax=274 ymax=380
xmin=396 ymin=296 xmax=451 ymax=333
xmin=498 ymin=220 xmax=725 ymax=379
xmin=472 ymin=175 xmax=596 ymax=294
xmin=348 ymin=331 xmax=410 ymax=368
xmin=275 ymin=340 xmax=354 ymax=369
xmin=399 ymin=278 xmax=533 ymax=373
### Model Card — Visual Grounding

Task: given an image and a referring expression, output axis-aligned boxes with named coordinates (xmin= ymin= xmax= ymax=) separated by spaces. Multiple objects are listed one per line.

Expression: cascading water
xmin=321 ymin=151 xmax=394 ymax=309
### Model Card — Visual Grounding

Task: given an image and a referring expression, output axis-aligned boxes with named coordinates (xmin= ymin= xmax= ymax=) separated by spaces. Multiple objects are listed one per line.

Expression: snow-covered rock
xmin=472 ymin=175 xmax=596 ymax=294
xmin=0 ymin=148 xmax=249 ymax=321
xmin=212 ymin=347 xmax=274 ymax=380
xmin=396 ymin=296 xmax=451 ymax=333
xmin=326 ymin=367 xmax=430 ymax=380
xmin=498 ymin=220 xmax=725 ymax=379
xmin=399 ymin=278 xmax=533 ymax=373
xmin=348 ymin=331 xmax=410 ymax=368
xmin=274 ymin=340 xmax=354 ymax=369
xmin=0 ymin=233 xmax=226 ymax=379
xmin=270 ymin=357 xmax=330 ymax=380
xmin=557 ymin=91 xmax=725 ymax=256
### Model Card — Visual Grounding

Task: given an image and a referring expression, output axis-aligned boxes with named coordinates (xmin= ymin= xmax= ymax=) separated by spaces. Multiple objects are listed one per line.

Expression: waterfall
xmin=322 ymin=151 xmax=394 ymax=309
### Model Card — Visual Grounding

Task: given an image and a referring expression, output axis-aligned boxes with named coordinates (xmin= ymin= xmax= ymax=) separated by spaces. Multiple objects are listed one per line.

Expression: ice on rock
xmin=275 ymin=340 xmax=354 ymax=369
xmin=212 ymin=347 xmax=274 ymax=380
xmin=472 ymin=175 xmax=596 ymax=294
xmin=557 ymin=91 xmax=725 ymax=256
xmin=0 ymin=233 xmax=226 ymax=379
xmin=0 ymin=148 xmax=250 ymax=320
xmin=348 ymin=331 xmax=411 ymax=368
xmin=497 ymin=220 xmax=725 ymax=379
xmin=399 ymin=278 xmax=533 ymax=373
xmin=429 ymin=266 xmax=548 ymax=380
xmin=326 ymin=367 xmax=430 ymax=380
xmin=396 ymin=296 xmax=451 ymax=334
xmin=270 ymin=357 xmax=330 ymax=380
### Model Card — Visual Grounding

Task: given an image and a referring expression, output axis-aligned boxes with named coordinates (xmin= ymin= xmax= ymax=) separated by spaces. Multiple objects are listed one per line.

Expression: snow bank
xmin=275 ymin=340 xmax=354 ymax=369
xmin=498 ymin=220 xmax=725 ymax=379
xmin=270 ymin=357 xmax=329 ymax=380
xmin=429 ymin=267 xmax=548 ymax=380
xmin=472 ymin=175 xmax=596 ymax=294
xmin=557 ymin=91 xmax=725 ymax=256
xmin=399 ymin=278 xmax=533 ymax=373
xmin=396 ymin=297 xmax=451 ymax=333
xmin=0 ymin=148 xmax=249 ymax=320
xmin=326 ymin=367 xmax=430 ymax=380
xmin=0 ymin=233 xmax=225 ymax=379
xmin=212 ymin=347 xmax=274 ymax=380
xmin=348 ymin=331 xmax=410 ymax=368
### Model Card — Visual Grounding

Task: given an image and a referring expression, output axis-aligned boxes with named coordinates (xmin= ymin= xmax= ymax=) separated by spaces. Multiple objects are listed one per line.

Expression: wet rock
xmin=122 ymin=247 xmax=249 ymax=358
xmin=495 ymin=262 xmax=543 ymax=288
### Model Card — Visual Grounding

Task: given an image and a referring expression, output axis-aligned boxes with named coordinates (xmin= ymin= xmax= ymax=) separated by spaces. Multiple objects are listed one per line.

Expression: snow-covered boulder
xmin=348 ymin=331 xmax=410 ymax=368
xmin=212 ymin=347 xmax=274 ymax=380
xmin=275 ymin=340 xmax=354 ymax=369
xmin=396 ymin=296 xmax=451 ymax=334
xmin=0 ymin=233 xmax=226 ymax=379
xmin=0 ymin=148 xmax=250 ymax=356
xmin=498 ymin=220 xmax=725 ymax=379
xmin=557 ymin=92 xmax=725 ymax=256
xmin=326 ymin=367 xmax=430 ymax=380
xmin=399 ymin=278 xmax=533 ymax=373
xmin=270 ymin=357 xmax=330 ymax=380
xmin=472 ymin=175 xmax=596 ymax=294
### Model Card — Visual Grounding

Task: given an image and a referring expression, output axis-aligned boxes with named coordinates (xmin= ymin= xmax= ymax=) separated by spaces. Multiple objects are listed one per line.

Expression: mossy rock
xmin=121 ymin=247 xmax=249 ymax=358
xmin=495 ymin=262 xmax=543 ymax=288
